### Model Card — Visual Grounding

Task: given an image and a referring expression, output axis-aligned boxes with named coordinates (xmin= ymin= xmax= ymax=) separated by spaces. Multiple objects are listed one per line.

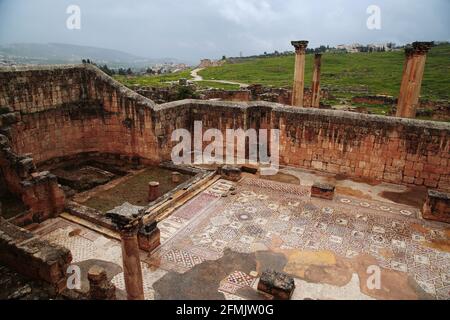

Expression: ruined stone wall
xmin=0 ymin=65 xmax=162 ymax=164
xmin=1 ymin=64 xmax=449 ymax=193
xmin=136 ymin=83 xmax=333 ymax=106
xmin=0 ymin=217 xmax=72 ymax=291
xmin=157 ymin=100 xmax=450 ymax=191
xmin=0 ymin=134 xmax=65 ymax=225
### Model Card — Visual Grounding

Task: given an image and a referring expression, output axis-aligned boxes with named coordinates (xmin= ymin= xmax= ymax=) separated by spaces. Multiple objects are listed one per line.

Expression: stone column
xmin=148 ymin=181 xmax=160 ymax=202
xmin=291 ymin=40 xmax=309 ymax=107
xmin=171 ymin=172 xmax=181 ymax=183
xmin=396 ymin=42 xmax=433 ymax=118
xmin=107 ymin=207 xmax=145 ymax=300
xmin=88 ymin=265 xmax=116 ymax=300
xmin=311 ymin=53 xmax=322 ymax=108
xmin=119 ymin=225 xmax=145 ymax=300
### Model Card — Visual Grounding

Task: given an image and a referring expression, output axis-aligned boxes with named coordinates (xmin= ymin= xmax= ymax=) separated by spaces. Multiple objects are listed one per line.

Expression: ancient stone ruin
xmin=0 ymin=40 xmax=449 ymax=300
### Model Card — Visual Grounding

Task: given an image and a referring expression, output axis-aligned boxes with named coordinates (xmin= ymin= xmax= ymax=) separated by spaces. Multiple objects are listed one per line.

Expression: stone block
xmin=148 ymin=181 xmax=160 ymax=202
xmin=220 ymin=165 xmax=242 ymax=182
xmin=257 ymin=270 xmax=295 ymax=300
xmin=88 ymin=265 xmax=116 ymax=300
xmin=311 ymin=182 xmax=335 ymax=200
xmin=138 ymin=222 xmax=160 ymax=252
xmin=422 ymin=189 xmax=450 ymax=224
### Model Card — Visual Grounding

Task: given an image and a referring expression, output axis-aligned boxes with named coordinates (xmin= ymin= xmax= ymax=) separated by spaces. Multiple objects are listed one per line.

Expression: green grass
xmin=196 ymin=81 xmax=241 ymax=90
xmin=83 ymin=167 xmax=190 ymax=212
xmin=198 ymin=44 xmax=450 ymax=101
xmin=113 ymin=69 xmax=193 ymax=87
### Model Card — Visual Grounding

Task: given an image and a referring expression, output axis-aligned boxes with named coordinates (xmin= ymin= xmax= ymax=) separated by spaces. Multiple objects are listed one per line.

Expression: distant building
xmin=198 ymin=59 xmax=223 ymax=68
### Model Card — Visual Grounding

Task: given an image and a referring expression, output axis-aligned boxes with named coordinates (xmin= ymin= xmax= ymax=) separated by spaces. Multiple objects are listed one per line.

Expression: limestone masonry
xmin=0 ymin=62 xmax=449 ymax=300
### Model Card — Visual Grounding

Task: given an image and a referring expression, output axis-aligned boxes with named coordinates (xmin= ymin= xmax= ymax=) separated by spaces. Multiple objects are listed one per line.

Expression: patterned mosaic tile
xmin=150 ymin=177 xmax=450 ymax=300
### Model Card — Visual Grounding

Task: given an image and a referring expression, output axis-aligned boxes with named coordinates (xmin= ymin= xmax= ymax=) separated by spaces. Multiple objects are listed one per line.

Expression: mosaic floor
xmin=149 ymin=178 xmax=450 ymax=300
xmin=35 ymin=177 xmax=450 ymax=300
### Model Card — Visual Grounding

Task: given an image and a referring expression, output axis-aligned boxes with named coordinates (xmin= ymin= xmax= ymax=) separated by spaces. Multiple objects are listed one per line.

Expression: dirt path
xmin=190 ymin=68 xmax=249 ymax=88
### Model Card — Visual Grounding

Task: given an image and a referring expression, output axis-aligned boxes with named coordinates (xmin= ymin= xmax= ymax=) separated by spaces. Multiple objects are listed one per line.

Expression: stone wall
xmin=1 ymin=64 xmax=449 ymax=194
xmin=157 ymin=100 xmax=450 ymax=191
xmin=135 ymin=83 xmax=333 ymax=106
xmin=0 ymin=133 xmax=65 ymax=225
xmin=0 ymin=217 xmax=72 ymax=291
xmin=1 ymin=65 xmax=162 ymax=165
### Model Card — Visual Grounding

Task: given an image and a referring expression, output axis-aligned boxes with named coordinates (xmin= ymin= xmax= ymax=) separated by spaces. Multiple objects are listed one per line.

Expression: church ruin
xmin=0 ymin=41 xmax=449 ymax=300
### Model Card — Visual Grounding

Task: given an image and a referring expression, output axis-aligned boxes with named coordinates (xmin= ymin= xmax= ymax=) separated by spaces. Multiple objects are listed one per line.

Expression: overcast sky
xmin=0 ymin=0 xmax=448 ymax=62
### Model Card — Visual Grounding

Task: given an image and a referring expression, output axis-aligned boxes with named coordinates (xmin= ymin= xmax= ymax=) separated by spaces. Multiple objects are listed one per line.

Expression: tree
xmin=99 ymin=64 xmax=114 ymax=76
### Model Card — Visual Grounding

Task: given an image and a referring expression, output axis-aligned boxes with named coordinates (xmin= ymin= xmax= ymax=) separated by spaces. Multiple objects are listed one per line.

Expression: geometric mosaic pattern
xmin=218 ymin=271 xmax=257 ymax=295
xmin=34 ymin=177 xmax=450 ymax=300
xmin=154 ymin=178 xmax=450 ymax=300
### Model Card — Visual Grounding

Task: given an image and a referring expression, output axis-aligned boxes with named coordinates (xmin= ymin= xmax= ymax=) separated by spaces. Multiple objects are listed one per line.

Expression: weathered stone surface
xmin=422 ymin=189 xmax=450 ymax=223
xmin=396 ymin=42 xmax=434 ymax=118
xmin=171 ymin=171 xmax=181 ymax=183
xmin=257 ymin=269 xmax=295 ymax=300
xmin=0 ymin=218 xmax=72 ymax=292
xmin=87 ymin=265 xmax=116 ymax=300
xmin=291 ymin=40 xmax=309 ymax=107
xmin=311 ymin=182 xmax=335 ymax=200
xmin=66 ymin=201 xmax=115 ymax=230
xmin=106 ymin=202 xmax=144 ymax=231
xmin=220 ymin=165 xmax=242 ymax=182
xmin=138 ymin=222 xmax=160 ymax=253
xmin=0 ymin=64 xmax=448 ymax=197
xmin=148 ymin=181 xmax=160 ymax=202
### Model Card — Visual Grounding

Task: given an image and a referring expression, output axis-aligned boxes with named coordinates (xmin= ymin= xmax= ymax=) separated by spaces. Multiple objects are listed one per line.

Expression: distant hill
xmin=0 ymin=43 xmax=182 ymax=68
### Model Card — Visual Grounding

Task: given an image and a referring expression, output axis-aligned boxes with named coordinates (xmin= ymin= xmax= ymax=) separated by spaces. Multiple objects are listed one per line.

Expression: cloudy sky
xmin=0 ymin=0 xmax=448 ymax=62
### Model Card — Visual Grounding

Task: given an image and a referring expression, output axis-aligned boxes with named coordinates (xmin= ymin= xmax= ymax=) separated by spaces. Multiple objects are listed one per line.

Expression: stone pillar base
xmin=257 ymin=270 xmax=295 ymax=300
xmin=138 ymin=223 xmax=161 ymax=252
xmin=88 ymin=265 xmax=116 ymax=300
xmin=422 ymin=190 xmax=450 ymax=224
xmin=220 ymin=165 xmax=242 ymax=182
xmin=311 ymin=183 xmax=335 ymax=200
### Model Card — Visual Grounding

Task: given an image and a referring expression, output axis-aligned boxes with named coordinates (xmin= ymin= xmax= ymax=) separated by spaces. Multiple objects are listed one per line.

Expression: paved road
xmin=190 ymin=68 xmax=249 ymax=88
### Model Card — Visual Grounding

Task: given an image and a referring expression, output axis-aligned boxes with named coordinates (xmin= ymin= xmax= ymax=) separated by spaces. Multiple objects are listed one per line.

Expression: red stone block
xmin=422 ymin=190 xmax=450 ymax=224
xmin=311 ymin=182 xmax=335 ymax=200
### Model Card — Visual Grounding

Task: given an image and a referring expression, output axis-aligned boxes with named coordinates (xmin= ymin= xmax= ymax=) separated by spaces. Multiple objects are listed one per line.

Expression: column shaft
xmin=291 ymin=41 xmax=309 ymax=107
xmin=120 ymin=231 xmax=145 ymax=300
xmin=311 ymin=53 xmax=322 ymax=108
xmin=396 ymin=42 xmax=433 ymax=118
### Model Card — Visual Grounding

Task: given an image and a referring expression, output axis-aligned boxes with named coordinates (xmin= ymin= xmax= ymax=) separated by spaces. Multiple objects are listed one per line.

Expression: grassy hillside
xmin=199 ymin=44 xmax=450 ymax=101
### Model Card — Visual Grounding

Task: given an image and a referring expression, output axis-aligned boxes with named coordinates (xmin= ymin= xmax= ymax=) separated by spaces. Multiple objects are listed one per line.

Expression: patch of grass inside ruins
xmin=196 ymin=81 xmax=241 ymax=90
xmin=82 ymin=167 xmax=191 ymax=213
xmin=199 ymin=44 xmax=450 ymax=101
xmin=113 ymin=69 xmax=193 ymax=88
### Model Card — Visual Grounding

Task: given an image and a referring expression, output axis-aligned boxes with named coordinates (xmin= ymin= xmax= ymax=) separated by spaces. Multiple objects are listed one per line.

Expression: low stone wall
xmin=0 ymin=217 xmax=72 ymax=291
xmin=134 ymin=83 xmax=333 ymax=107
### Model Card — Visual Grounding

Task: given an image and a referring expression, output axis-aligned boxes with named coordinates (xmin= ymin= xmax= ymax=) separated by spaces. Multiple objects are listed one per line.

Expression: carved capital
xmin=411 ymin=41 xmax=434 ymax=55
xmin=291 ymin=40 xmax=309 ymax=53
